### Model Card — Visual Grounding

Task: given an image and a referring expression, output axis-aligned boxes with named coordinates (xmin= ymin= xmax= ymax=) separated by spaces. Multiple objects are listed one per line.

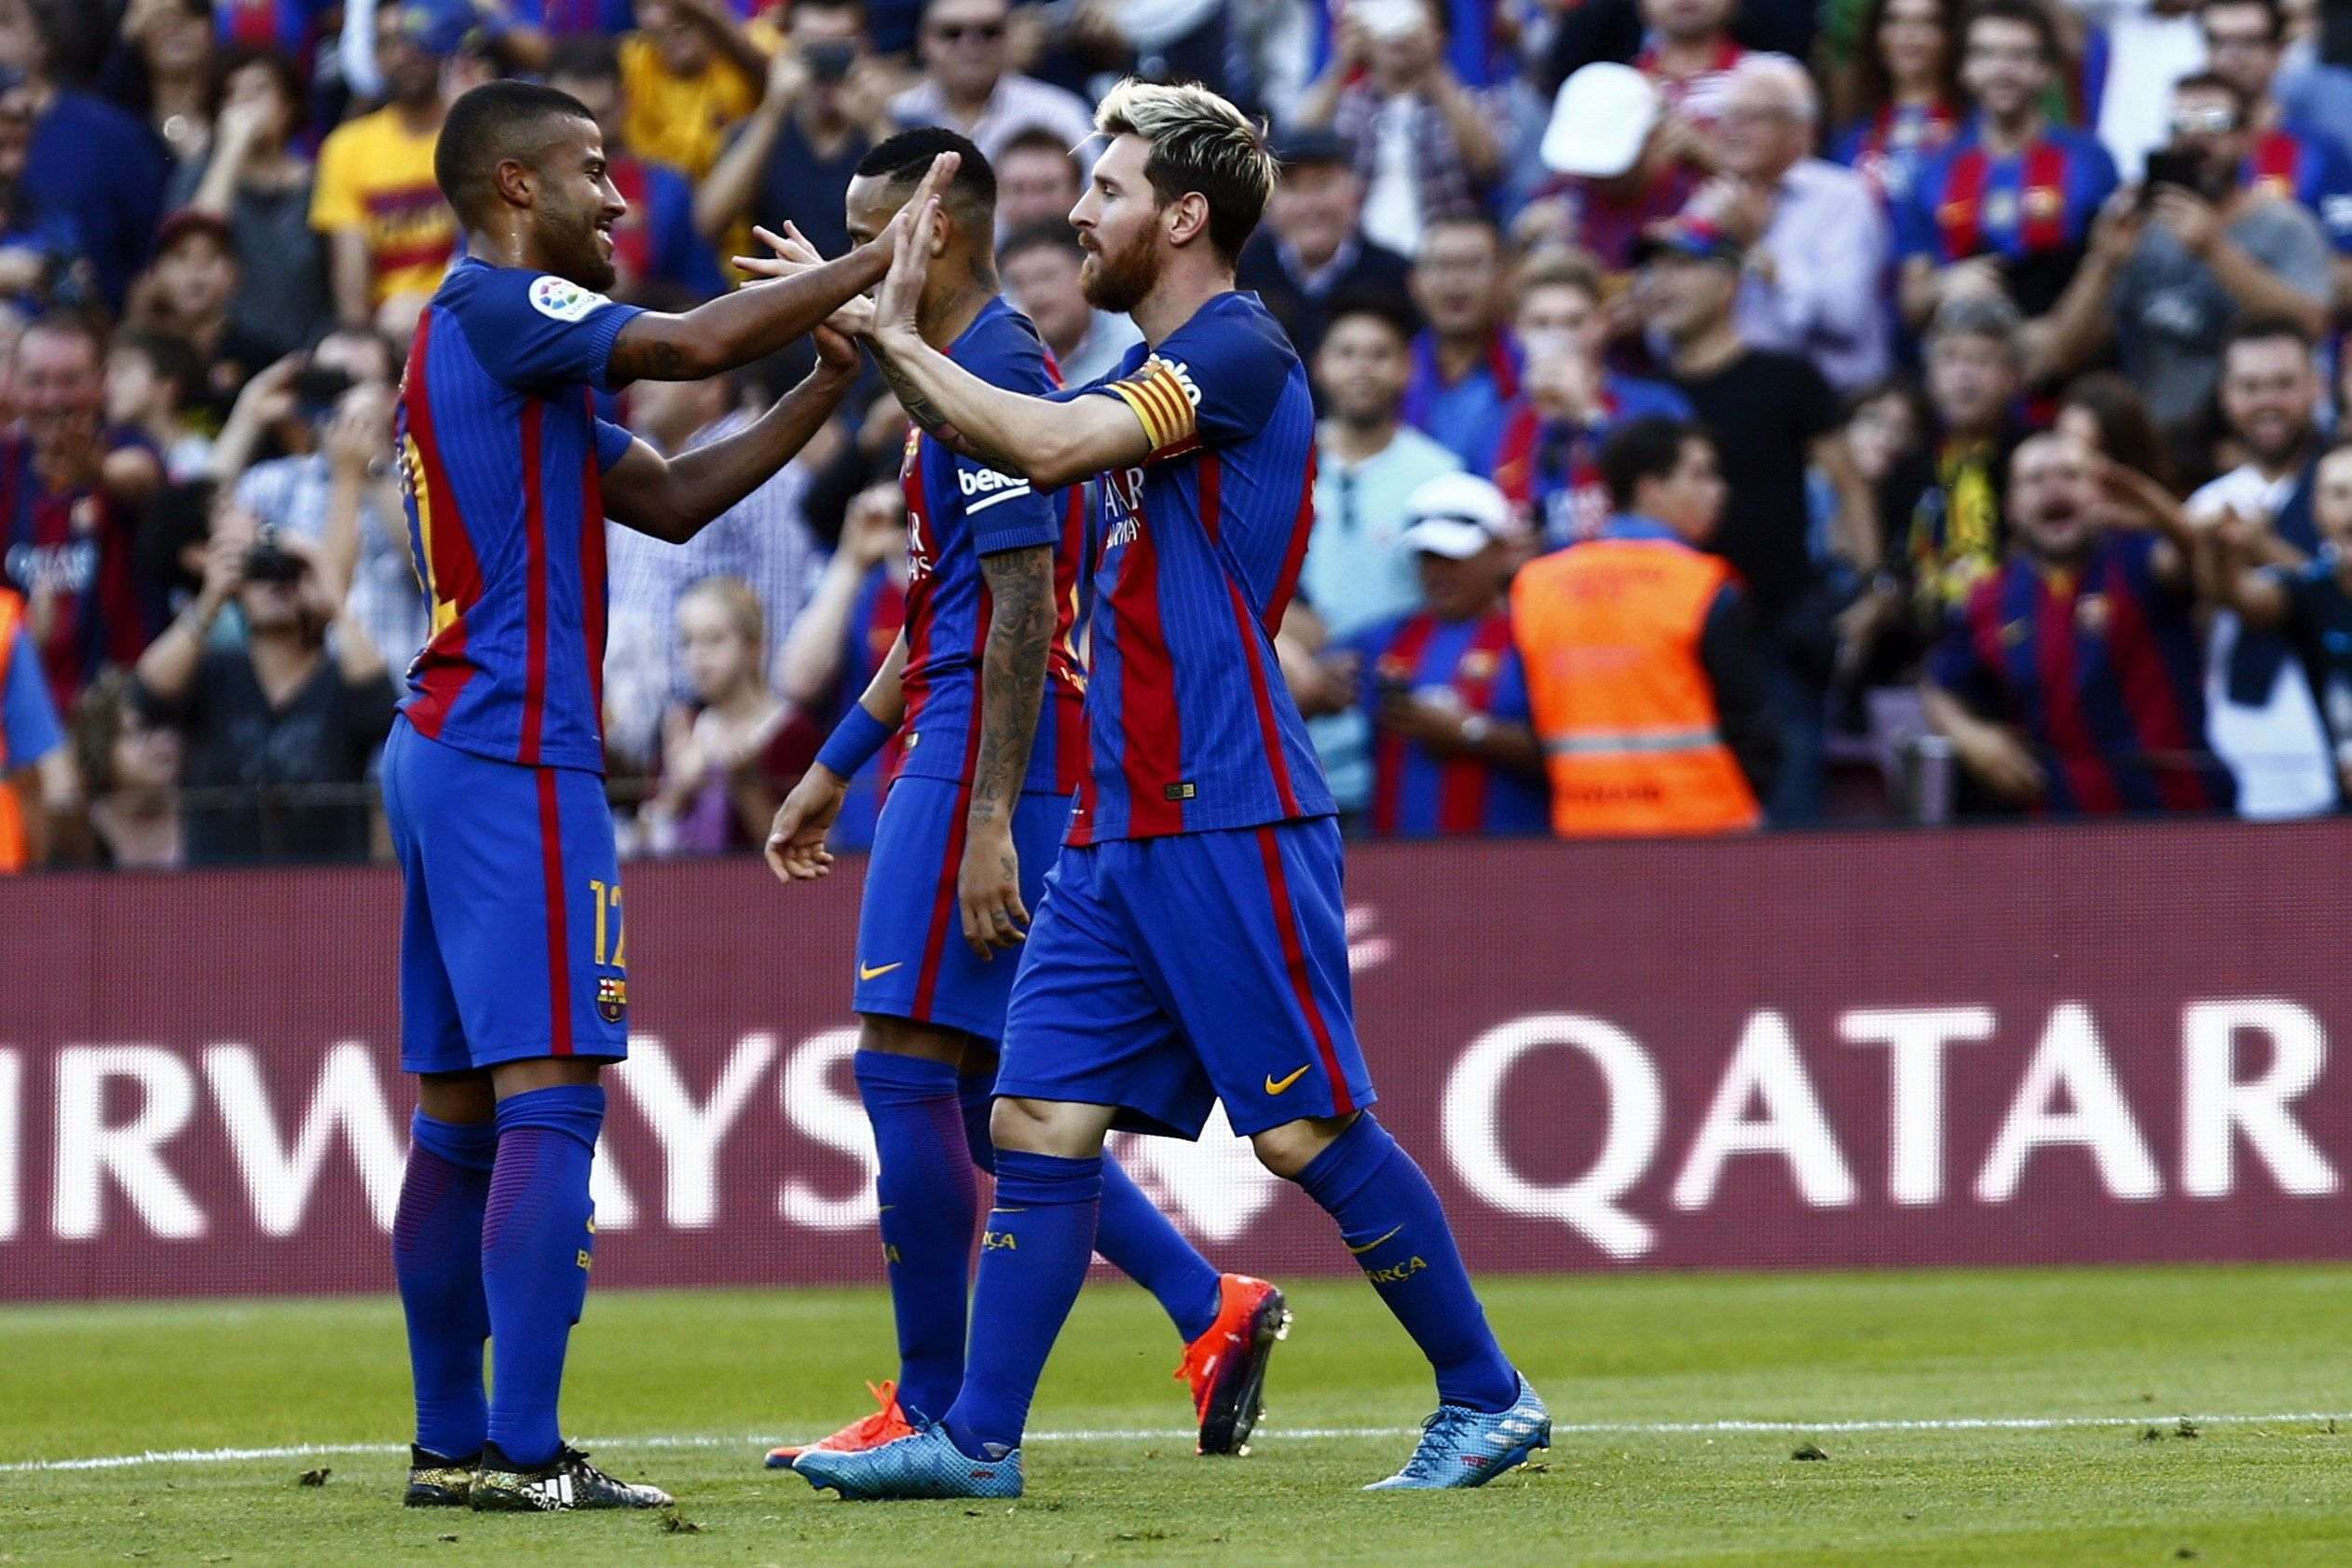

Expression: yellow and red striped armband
xmin=1101 ymin=357 xmax=1199 ymax=460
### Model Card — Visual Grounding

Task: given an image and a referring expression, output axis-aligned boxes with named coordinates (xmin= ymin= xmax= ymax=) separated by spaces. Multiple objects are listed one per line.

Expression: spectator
xmin=618 ymin=0 xmax=765 ymax=181
xmin=69 ymin=665 xmax=181 ymax=868
xmin=131 ymin=511 xmax=396 ymax=864
xmin=210 ymin=328 xmax=427 ymax=671
xmin=997 ymin=221 xmax=1141 ymax=389
xmin=1634 ymin=215 xmax=1877 ymax=823
xmin=2038 ymin=73 xmax=2330 ymax=430
xmin=128 ymin=209 xmax=283 ymax=421
xmin=0 ymin=71 xmax=86 ymax=312
xmin=2275 ymin=0 xmax=2352 ymax=166
xmin=2054 ymin=371 xmax=2174 ymax=492
xmin=2084 ymin=0 xmax=2208 ymax=182
xmin=605 ymin=363 xmax=826 ymax=769
xmin=1298 ymin=295 xmax=1462 ymax=813
xmin=216 ymin=0 xmax=335 ymax=70
xmin=775 ymin=481 xmax=908 ymax=851
xmin=1632 ymin=0 xmax=1747 ymax=125
xmin=993 ymin=123 xmax=1080 ymax=235
xmin=1403 ymin=213 xmax=1516 ymax=471
xmin=311 ymin=3 xmax=456 ymax=328
xmin=2179 ymin=317 xmax=2335 ymax=819
xmin=103 ymin=0 xmax=217 ymax=170
xmin=1829 ymin=0 xmax=1964 ymax=208
xmin=545 ymin=34 xmax=726 ymax=306
xmin=1845 ymin=377 xmax=1930 ymax=488
xmin=104 ymin=330 xmax=212 ymax=482
xmin=1236 ymin=127 xmax=1415 ymax=365
xmin=0 ymin=312 xmax=153 ymax=716
xmin=0 ymin=0 xmax=169 ymax=312
xmin=693 ymin=0 xmax=892 ymax=266
xmin=1525 ymin=61 xmax=1689 ymax=273
xmin=638 ymin=575 xmax=820 ymax=855
xmin=1311 ymin=472 xmax=1549 ymax=839
xmin=1696 ymin=52 xmax=1890 ymax=393
xmin=2214 ymin=439 xmax=2352 ymax=806
xmin=168 ymin=47 xmax=329 ymax=363
xmin=2200 ymin=0 xmax=2352 ymax=272
xmin=0 ymin=573 xmax=68 ymax=868
xmin=1512 ymin=415 xmax=1778 ymax=836
xmin=1292 ymin=0 xmax=1506 ymax=258
xmin=1489 ymin=246 xmax=1693 ymax=543
xmin=1922 ymin=431 xmax=2235 ymax=816
xmin=1873 ymin=295 xmax=2028 ymax=650
xmin=1897 ymin=0 xmax=2118 ymax=329
xmin=892 ymin=0 xmax=1094 ymax=164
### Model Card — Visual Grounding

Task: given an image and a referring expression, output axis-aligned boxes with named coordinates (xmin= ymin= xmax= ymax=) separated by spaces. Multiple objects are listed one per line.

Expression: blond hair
xmin=1092 ymin=78 xmax=1277 ymax=262
xmin=677 ymin=575 xmax=766 ymax=650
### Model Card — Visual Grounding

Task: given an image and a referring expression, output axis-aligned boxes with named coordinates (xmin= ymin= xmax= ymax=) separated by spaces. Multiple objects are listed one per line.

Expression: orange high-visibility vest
xmin=1511 ymin=533 xmax=1761 ymax=838
xmin=0 ymin=587 xmax=28 ymax=871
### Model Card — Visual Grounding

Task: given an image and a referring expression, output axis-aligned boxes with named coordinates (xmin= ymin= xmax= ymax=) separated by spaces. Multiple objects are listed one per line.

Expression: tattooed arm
xmin=957 ymin=543 xmax=1055 ymax=958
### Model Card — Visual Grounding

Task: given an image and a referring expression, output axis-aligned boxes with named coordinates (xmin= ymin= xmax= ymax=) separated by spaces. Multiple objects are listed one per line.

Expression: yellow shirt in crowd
xmin=618 ymin=33 xmax=759 ymax=180
xmin=309 ymin=107 xmax=455 ymax=308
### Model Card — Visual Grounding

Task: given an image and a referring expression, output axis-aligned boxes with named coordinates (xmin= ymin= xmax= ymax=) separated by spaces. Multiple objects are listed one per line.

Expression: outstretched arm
xmin=605 ymin=333 xmax=859 ymax=541
xmin=609 ymin=153 xmax=959 ymax=383
xmin=959 ymin=544 xmax=1053 ymax=956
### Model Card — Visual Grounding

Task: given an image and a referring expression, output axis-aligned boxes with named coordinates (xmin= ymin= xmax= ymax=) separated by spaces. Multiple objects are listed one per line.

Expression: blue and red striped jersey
xmin=1062 ymin=291 xmax=1334 ymax=844
xmin=1348 ymin=608 xmax=1549 ymax=839
xmin=395 ymin=258 xmax=644 ymax=774
xmin=2240 ymin=123 xmax=2352 ymax=255
xmin=1929 ymin=531 xmax=2235 ymax=815
xmin=896 ymin=295 xmax=1087 ymax=798
xmin=1896 ymin=122 xmax=2117 ymax=267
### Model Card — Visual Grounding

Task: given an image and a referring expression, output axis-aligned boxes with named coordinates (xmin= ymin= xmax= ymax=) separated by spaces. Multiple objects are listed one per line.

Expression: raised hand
xmin=764 ymin=767 xmax=847 ymax=883
xmin=873 ymin=194 xmax=939 ymax=344
xmin=734 ymin=223 xmax=879 ymax=339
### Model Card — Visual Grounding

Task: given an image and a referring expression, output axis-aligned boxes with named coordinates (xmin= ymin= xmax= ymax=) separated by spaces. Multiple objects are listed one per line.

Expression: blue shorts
xmin=383 ymin=716 xmax=629 ymax=1074
xmin=853 ymin=775 xmax=1073 ymax=1043
xmin=995 ymin=818 xmax=1376 ymax=1139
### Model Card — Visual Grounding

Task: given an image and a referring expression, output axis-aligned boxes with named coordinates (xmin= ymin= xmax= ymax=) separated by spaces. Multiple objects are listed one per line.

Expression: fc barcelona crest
xmin=595 ymin=975 xmax=627 ymax=1024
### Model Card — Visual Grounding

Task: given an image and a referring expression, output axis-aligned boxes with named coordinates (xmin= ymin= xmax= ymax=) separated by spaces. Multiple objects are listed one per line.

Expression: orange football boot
xmin=1174 ymin=1274 xmax=1292 ymax=1455
xmin=763 ymin=1380 xmax=921 ymax=1469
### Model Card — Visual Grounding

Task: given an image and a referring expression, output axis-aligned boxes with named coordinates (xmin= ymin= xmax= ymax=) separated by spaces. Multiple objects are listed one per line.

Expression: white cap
xmin=1541 ymin=62 xmax=1660 ymax=179
xmin=1400 ymin=473 xmax=1513 ymax=560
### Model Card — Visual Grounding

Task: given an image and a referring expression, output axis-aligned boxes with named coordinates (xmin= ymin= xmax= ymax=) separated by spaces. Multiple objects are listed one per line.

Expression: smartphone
xmin=291 ymin=364 xmax=354 ymax=417
xmin=806 ymin=40 xmax=855 ymax=83
xmin=2140 ymin=149 xmax=2204 ymax=203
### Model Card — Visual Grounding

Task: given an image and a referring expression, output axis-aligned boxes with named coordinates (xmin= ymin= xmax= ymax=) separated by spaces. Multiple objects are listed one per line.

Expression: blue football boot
xmin=1364 ymin=1376 xmax=1551 ymax=1491
xmin=791 ymin=1420 xmax=1023 ymax=1500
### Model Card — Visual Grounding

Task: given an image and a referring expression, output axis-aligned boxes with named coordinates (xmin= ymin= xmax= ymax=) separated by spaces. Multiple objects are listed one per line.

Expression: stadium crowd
xmin=7 ymin=0 xmax=2352 ymax=867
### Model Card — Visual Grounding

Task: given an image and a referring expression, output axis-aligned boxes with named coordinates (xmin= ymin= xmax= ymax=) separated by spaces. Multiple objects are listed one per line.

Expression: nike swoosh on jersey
xmin=1264 ymin=1065 xmax=1311 ymax=1095
xmin=1347 ymin=1225 xmax=1403 ymax=1257
xmin=859 ymin=961 xmax=904 ymax=981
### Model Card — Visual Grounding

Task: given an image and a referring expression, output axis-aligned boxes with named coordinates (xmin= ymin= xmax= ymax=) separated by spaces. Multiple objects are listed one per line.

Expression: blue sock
xmin=1096 ymin=1156 xmax=1223 ymax=1343
xmin=393 ymin=1111 xmax=497 ymax=1460
xmin=856 ymin=1052 xmax=979 ymax=1421
xmin=960 ymin=1070 xmax=1218 ymax=1343
xmin=481 ymin=1084 xmax=604 ymax=1467
xmin=942 ymin=1150 xmax=1101 ymax=1456
xmin=1296 ymin=1115 xmax=1518 ymax=1412
xmin=956 ymin=1071 xmax=996 ymax=1174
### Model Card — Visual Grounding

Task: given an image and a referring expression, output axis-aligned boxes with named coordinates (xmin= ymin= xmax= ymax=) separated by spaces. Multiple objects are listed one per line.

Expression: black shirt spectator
xmin=1671 ymin=346 xmax=1843 ymax=620
xmin=1238 ymin=128 xmax=1416 ymax=364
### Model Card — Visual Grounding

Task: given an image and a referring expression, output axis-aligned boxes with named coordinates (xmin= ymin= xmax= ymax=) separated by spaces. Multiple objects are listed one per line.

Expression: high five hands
xmin=730 ymin=149 xmax=959 ymax=346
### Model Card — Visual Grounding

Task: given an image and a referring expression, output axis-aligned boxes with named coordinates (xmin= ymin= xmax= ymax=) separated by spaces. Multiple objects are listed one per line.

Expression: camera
xmin=806 ymin=40 xmax=856 ymax=83
xmin=291 ymin=365 xmax=354 ymax=420
xmin=242 ymin=533 xmax=307 ymax=586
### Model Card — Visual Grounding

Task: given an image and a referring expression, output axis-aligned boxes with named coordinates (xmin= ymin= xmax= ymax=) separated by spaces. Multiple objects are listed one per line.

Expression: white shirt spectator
xmin=2072 ymin=0 xmax=2206 ymax=179
xmin=234 ymin=453 xmax=429 ymax=669
xmin=1733 ymin=157 xmax=1892 ymax=394
xmin=892 ymin=73 xmax=1097 ymax=166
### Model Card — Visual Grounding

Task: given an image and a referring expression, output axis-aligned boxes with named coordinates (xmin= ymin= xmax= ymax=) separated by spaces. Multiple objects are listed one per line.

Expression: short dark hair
xmin=211 ymin=46 xmax=306 ymax=137
xmin=1600 ymin=416 xmax=1708 ymax=513
xmin=856 ymin=126 xmax=997 ymax=217
xmin=2224 ymin=311 xmax=2318 ymax=357
xmin=2202 ymin=0 xmax=2284 ymax=41
xmin=1320 ymin=291 xmax=1418 ymax=348
xmin=1000 ymin=124 xmax=1080 ymax=169
xmin=2171 ymin=70 xmax=2252 ymax=119
xmin=545 ymin=33 xmax=622 ymax=87
xmin=434 ymin=79 xmax=600 ymax=229
xmin=997 ymin=218 xmax=1083 ymax=267
xmin=115 ymin=330 xmax=205 ymax=409
xmin=1962 ymin=0 xmax=2061 ymax=64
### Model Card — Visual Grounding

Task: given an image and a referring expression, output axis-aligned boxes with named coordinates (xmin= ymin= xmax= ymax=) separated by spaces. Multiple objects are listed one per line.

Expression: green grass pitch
xmin=6 ymin=1266 xmax=2351 ymax=1566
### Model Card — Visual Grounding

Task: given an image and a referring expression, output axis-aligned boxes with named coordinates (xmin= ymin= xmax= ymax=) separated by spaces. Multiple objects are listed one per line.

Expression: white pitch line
xmin=5 ymin=1411 xmax=2344 ymax=1476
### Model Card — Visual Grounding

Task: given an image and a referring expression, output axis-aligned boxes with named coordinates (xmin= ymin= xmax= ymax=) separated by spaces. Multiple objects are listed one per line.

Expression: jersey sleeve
xmin=1488 ymin=644 xmax=1533 ymax=724
xmin=1089 ymin=312 xmax=1291 ymax=462
xmin=450 ymin=267 xmax=648 ymax=394
xmin=960 ymin=316 xmax=1066 ymax=552
xmin=1925 ymin=594 xmax=1999 ymax=709
xmin=595 ymin=416 xmax=636 ymax=472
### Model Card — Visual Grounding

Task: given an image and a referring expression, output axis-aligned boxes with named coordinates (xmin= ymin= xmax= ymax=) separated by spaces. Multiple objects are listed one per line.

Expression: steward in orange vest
xmin=1511 ymin=419 xmax=1778 ymax=837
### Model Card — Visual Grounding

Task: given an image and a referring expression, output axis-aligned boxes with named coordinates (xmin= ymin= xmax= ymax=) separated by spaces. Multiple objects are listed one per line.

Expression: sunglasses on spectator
xmin=2170 ymin=106 xmax=2239 ymax=135
xmin=930 ymin=20 xmax=1005 ymax=42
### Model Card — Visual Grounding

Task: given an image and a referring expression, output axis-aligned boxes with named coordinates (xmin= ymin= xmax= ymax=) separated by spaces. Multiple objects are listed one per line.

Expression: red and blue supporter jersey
xmin=2241 ymin=122 xmax=2352 ymax=255
xmin=395 ymin=257 xmax=644 ymax=774
xmin=1348 ymin=608 xmax=1549 ymax=839
xmin=1062 ymin=291 xmax=1334 ymax=844
xmin=1929 ymin=530 xmax=2234 ymax=815
xmin=218 ymin=0 xmax=331 ymax=61
xmin=1828 ymin=100 xmax=1964 ymax=209
xmin=1897 ymin=122 xmax=2118 ymax=268
xmin=896 ymin=295 xmax=1087 ymax=797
